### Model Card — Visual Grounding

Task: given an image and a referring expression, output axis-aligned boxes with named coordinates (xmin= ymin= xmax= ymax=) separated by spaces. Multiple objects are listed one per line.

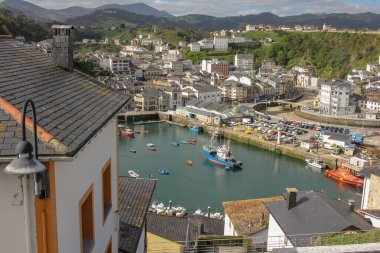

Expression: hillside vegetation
xmin=0 ymin=8 xmax=51 ymax=41
xmin=186 ymin=31 xmax=380 ymax=79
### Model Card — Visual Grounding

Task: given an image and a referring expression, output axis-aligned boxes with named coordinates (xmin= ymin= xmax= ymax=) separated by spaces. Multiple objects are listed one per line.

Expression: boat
xmin=129 ymin=150 xmax=137 ymax=153
xmin=203 ymin=131 xmax=242 ymax=170
xmin=305 ymin=159 xmax=327 ymax=169
xmin=134 ymin=131 xmax=141 ymax=134
xmin=121 ymin=129 xmax=135 ymax=138
xmin=171 ymin=141 xmax=180 ymax=147
xmin=159 ymin=168 xmax=170 ymax=175
xmin=147 ymin=148 xmax=156 ymax=152
xmin=181 ymin=140 xmax=188 ymax=144
xmin=128 ymin=170 xmax=139 ymax=178
xmin=185 ymin=160 xmax=193 ymax=166
xmin=175 ymin=206 xmax=186 ymax=217
xmin=143 ymin=130 xmax=150 ymax=135
xmin=324 ymin=167 xmax=364 ymax=188
xmin=193 ymin=208 xmax=204 ymax=216
xmin=147 ymin=143 xmax=155 ymax=147
xmin=189 ymin=125 xmax=203 ymax=132
xmin=188 ymin=140 xmax=197 ymax=145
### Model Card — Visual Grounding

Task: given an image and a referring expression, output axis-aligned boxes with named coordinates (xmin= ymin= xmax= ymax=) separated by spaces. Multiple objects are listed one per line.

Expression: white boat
xmin=193 ymin=208 xmax=204 ymax=216
xmin=305 ymin=159 xmax=327 ymax=169
xmin=175 ymin=206 xmax=186 ymax=217
xmin=211 ymin=213 xmax=224 ymax=220
xmin=147 ymin=143 xmax=155 ymax=147
xmin=128 ymin=170 xmax=140 ymax=178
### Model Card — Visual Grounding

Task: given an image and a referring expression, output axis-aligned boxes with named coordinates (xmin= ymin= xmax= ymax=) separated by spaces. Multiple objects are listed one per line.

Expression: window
xmin=105 ymin=236 xmax=112 ymax=253
xmin=102 ymin=159 xmax=112 ymax=223
xmin=80 ymin=185 xmax=94 ymax=253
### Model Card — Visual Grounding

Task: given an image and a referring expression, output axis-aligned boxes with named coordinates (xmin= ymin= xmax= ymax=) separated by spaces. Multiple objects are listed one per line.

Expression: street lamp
xmin=3 ymin=99 xmax=45 ymax=253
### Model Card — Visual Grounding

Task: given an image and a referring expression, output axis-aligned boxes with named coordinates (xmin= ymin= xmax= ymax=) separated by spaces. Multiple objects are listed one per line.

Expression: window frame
xmin=102 ymin=158 xmax=112 ymax=224
xmin=79 ymin=184 xmax=95 ymax=253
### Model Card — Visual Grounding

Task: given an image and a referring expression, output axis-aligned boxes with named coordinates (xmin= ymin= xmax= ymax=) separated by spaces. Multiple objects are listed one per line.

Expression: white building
xmin=109 ymin=57 xmax=131 ymax=74
xmin=213 ymin=36 xmax=229 ymax=51
xmin=0 ymin=35 xmax=130 ymax=253
xmin=235 ymin=54 xmax=254 ymax=70
xmin=198 ymin=39 xmax=214 ymax=49
xmin=181 ymin=84 xmax=222 ymax=103
xmin=360 ymin=169 xmax=380 ymax=228
xmin=189 ymin=43 xmax=200 ymax=52
xmin=320 ymin=79 xmax=355 ymax=116
xmin=322 ymin=132 xmax=352 ymax=148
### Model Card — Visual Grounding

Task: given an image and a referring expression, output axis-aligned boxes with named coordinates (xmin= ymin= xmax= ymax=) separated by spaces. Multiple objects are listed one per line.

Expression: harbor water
xmin=119 ymin=122 xmax=360 ymax=213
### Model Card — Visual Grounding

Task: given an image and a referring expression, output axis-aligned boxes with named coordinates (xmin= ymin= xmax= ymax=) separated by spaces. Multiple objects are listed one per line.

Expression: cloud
xmin=24 ymin=0 xmax=380 ymax=16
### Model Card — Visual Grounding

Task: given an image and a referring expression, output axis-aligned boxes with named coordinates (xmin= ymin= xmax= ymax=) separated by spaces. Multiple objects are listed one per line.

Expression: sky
xmin=23 ymin=0 xmax=380 ymax=16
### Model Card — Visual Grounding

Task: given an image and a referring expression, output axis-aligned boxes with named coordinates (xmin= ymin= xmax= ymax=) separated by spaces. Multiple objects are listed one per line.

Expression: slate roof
xmin=265 ymin=191 xmax=372 ymax=244
xmin=146 ymin=214 xmax=224 ymax=243
xmin=0 ymin=39 xmax=130 ymax=158
xmin=119 ymin=177 xmax=157 ymax=253
xmin=223 ymin=196 xmax=284 ymax=236
xmin=359 ymin=209 xmax=380 ymax=219
xmin=324 ymin=132 xmax=352 ymax=142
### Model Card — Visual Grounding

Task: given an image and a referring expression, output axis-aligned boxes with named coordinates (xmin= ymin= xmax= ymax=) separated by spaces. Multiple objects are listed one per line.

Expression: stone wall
xmin=295 ymin=110 xmax=380 ymax=128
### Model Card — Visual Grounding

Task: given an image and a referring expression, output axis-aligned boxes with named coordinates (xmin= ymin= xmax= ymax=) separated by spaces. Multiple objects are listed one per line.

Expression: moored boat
xmin=171 ymin=141 xmax=180 ymax=147
xmin=147 ymin=148 xmax=156 ymax=152
xmin=189 ymin=125 xmax=203 ymax=132
xmin=128 ymin=170 xmax=139 ymax=178
xmin=121 ymin=129 xmax=135 ymax=138
xmin=305 ymin=159 xmax=327 ymax=169
xmin=143 ymin=130 xmax=150 ymax=135
xmin=181 ymin=140 xmax=188 ymax=144
xmin=203 ymin=131 xmax=242 ymax=170
xmin=147 ymin=143 xmax=155 ymax=147
xmin=185 ymin=160 xmax=193 ymax=166
xmin=324 ymin=167 xmax=364 ymax=188
xmin=129 ymin=150 xmax=137 ymax=153
xmin=159 ymin=168 xmax=170 ymax=175
xmin=188 ymin=140 xmax=197 ymax=145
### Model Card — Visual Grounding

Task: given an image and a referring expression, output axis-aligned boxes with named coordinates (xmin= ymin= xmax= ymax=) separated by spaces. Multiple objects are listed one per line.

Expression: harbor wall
xmin=159 ymin=113 xmax=338 ymax=169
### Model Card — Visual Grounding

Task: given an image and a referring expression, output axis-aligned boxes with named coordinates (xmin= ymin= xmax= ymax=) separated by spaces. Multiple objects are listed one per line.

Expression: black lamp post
xmin=4 ymin=99 xmax=45 ymax=179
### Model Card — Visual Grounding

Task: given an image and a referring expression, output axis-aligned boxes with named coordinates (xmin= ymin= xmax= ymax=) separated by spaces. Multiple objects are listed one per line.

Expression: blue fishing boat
xmin=203 ymin=130 xmax=242 ymax=170
xmin=159 ymin=168 xmax=170 ymax=175
xmin=189 ymin=125 xmax=203 ymax=132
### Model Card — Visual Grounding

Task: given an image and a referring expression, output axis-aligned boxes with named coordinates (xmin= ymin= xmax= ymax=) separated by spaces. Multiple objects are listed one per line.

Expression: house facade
xmin=320 ymin=80 xmax=356 ymax=116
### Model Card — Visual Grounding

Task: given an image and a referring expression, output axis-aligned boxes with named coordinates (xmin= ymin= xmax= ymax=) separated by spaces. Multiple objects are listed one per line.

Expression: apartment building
xmin=320 ymin=79 xmax=356 ymax=116
xmin=134 ymin=88 xmax=170 ymax=111
xmin=213 ymin=36 xmax=229 ymax=51
xmin=235 ymin=54 xmax=254 ymax=70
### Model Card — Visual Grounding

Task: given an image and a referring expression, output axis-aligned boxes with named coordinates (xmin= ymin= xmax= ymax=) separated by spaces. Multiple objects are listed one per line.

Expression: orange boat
xmin=188 ymin=140 xmax=196 ymax=145
xmin=324 ymin=167 xmax=364 ymax=188
xmin=185 ymin=160 xmax=193 ymax=166
xmin=143 ymin=130 xmax=150 ymax=135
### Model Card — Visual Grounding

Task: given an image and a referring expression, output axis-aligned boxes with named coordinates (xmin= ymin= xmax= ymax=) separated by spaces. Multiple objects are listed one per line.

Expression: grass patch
xmin=312 ymin=230 xmax=380 ymax=246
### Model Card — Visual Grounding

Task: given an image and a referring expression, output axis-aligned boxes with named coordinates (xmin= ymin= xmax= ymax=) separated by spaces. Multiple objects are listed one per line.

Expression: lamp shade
xmin=4 ymin=140 xmax=45 ymax=175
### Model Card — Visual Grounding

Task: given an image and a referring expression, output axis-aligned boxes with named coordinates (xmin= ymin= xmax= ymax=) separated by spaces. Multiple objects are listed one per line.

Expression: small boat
xmin=181 ymin=140 xmax=188 ymax=144
xmin=185 ymin=160 xmax=193 ymax=166
xmin=211 ymin=212 xmax=223 ymax=220
xmin=189 ymin=125 xmax=203 ymax=132
xmin=188 ymin=140 xmax=197 ymax=145
xmin=143 ymin=130 xmax=150 ymax=135
xmin=129 ymin=150 xmax=137 ymax=153
xmin=305 ymin=159 xmax=327 ymax=169
xmin=171 ymin=141 xmax=180 ymax=147
xmin=147 ymin=143 xmax=155 ymax=147
xmin=121 ymin=129 xmax=135 ymax=138
xmin=193 ymin=208 xmax=204 ymax=216
xmin=159 ymin=168 xmax=170 ymax=175
xmin=134 ymin=131 xmax=141 ymax=134
xmin=175 ymin=206 xmax=186 ymax=217
xmin=148 ymin=174 xmax=154 ymax=179
xmin=147 ymin=148 xmax=156 ymax=152
xmin=324 ymin=167 xmax=364 ymax=188
xmin=128 ymin=170 xmax=139 ymax=178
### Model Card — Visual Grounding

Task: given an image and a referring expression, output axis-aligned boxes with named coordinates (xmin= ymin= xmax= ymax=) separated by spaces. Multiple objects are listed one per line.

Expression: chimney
xmin=52 ymin=25 xmax=75 ymax=72
xmin=348 ymin=199 xmax=355 ymax=212
xmin=207 ymin=206 xmax=211 ymax=218
xmin=286 ymin=188 xmax=298 ymax=210
xmin=197 ymin=223 xmax=204 ymax=235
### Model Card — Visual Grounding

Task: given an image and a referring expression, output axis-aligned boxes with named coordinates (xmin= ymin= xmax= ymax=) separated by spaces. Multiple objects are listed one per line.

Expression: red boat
xmin=147 ymin=148 xmax=156 ymax=152
xmin=143 ymin=130 xmax=150 ymax=135
xmin=121 ymin=129 xmax=135 ymax=138
xmin=188 ymin=140 xmax=196 ymax=145
xmin=324 ymin=167 xmax=364 ymax=188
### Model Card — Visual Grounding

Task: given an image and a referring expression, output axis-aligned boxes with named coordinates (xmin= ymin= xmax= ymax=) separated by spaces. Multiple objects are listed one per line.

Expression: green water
xmin=119 ymin=123 xmax=360 ymax=213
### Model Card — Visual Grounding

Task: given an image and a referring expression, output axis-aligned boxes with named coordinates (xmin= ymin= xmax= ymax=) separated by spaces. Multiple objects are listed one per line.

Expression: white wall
xmin=55 ymin=118 xmax=119 ymax=253
xmin=223 ymin=213 xmax=236 ymax=236
xmin=267 ymin=214 xmax=293 ymax=251
xmin=0 ymin=166 xmax=37 ymax=253
xmin=136 ymin=223 xmax=146 ymax=253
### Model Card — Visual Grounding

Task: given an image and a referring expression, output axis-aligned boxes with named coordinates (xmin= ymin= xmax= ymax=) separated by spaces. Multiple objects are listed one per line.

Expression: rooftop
xmin=223 ymin=196 xmax=284 ymax=236
xmin=119 ymin=177 xmax=157 ymax=253
xmin=0 ymin=40 xmax=129 ymax=159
